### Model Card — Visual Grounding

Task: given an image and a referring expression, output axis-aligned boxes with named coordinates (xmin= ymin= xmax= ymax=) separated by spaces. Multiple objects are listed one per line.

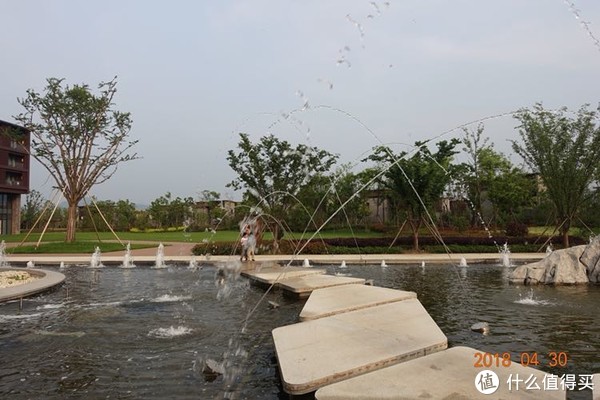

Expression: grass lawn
xmin=2 ymin=228 xmax=386 ymax=244
xmin=6 ymin=242 xmax=155 ymax=254
xmin=3 ymin=226 xmax=595 ymax=254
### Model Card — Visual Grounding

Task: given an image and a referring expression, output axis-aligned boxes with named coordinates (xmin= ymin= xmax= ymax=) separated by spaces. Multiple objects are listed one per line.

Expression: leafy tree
xmin=14 ymin=77 xmax=138 ymax=242
xmin=290 ymin=166 xmax=370 ymax=231
xmin=487 ymin=167 xmax=536 ymax=225
xmin=512 ymin=103 xmax=600 ymax=247
xmin=20 ymin=190 xmax=47 ymax=230
xmin=368 ymin=139 xmax=459 ymax=251
xmin=198 ymin=190 xmax=221 ymax=228
xmin=148 ymin=192 xmax=194 ymax=229
xmin=227 ymin=133 xmax=338 ymax=251
xmin=81 ymin=199 xmax=137 ymax=231
xmin=458 ymin=124 xmax=517 ymax=226
xmin=458 ymin=126 xmax=536 ymax=228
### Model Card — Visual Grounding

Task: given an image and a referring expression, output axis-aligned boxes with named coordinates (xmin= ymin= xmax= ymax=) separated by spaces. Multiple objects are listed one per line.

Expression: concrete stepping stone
xmin=272 ymin=298 xmax=447 ymax=395
xmin=315 ymin=346 xmax=567 ymax=399
xmin=277 ymin=274 xmax=365 ymax=298
xmin=241 ymin=265 xmax=325 ymax=286
xmin=300 ymin=284 xmax=417 ymax=321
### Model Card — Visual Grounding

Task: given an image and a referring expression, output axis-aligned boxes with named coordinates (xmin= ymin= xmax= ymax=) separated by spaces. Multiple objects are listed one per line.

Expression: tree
xmin=227 ymin=133 xmax=338 ymax=251
xmin=512 ymin=103 xmax=600 ymax=247
xmin=368 ymin=139 xmax=459 ymax=251
xmin=20 ymin=189 xmax=47 ymax=230
xmin=80 ymin=199 xmax=137 ymax=231
xmin=199 ymin=190 xmax=221 ymax=228
xmin=458 ymin=124 xmax=515 ymax=226
xmin=290 ymin=166 xmax=370 ymax=231
xmin=457 ymin=126 xmax=535 ymax=228
xmin=148 ymin=192 xmax=194 ymax=229
xmin=14 ymin=77 xmax=138 ymax=242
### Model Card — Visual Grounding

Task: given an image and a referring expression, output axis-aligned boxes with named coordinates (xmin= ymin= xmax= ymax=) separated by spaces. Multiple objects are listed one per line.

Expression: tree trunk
xmin=561 ymin=227 xmax=570 ymax=248
xmin=272 ymin=223 xmax=280 ymax=254
xmin=560 ymin=219 xmax=570 ymax=248
xmin=408 ymin=218 xmax=421 ymax=252
xmin=66 ymin=201 xmax=78 ymax=243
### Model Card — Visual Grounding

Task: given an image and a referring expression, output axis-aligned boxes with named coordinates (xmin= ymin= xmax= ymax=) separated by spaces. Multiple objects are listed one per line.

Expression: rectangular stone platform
xmin=277 ymin=274 xmax=365 ymax=299
xmin=241 ymin=265 xmax=325 ymax=286
xmin=300 ymin=284 xmax=417 ymax=321
xmin=315 ymin=346 xmax=567 ymax=399
xmin=272 ymin=299 xmax=447 ymax=395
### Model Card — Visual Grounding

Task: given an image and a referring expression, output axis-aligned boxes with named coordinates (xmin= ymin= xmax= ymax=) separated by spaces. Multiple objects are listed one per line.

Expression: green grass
xmin=7 ymin=242 xmax=156 ymax=254
xmin=2 ymin=228 xmax=385 ymax=244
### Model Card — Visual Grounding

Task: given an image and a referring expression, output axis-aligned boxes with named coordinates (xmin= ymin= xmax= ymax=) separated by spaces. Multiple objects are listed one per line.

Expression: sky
xmin=2 ymin=0 xmax=600 ymax=206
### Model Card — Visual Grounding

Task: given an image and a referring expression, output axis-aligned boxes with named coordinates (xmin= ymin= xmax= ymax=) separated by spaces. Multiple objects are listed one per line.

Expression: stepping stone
xmin=272 ymin=299 xmax=447 ymax=395
xmin=241 ymin=265 xmax=325 ymax=286
xmin=277 ymin=274 xmax=365 ymax=298
xmin=316 ymin=346 xmax=567 ymax=399
xmin=300 ymin=284 xmax=417 ymax=321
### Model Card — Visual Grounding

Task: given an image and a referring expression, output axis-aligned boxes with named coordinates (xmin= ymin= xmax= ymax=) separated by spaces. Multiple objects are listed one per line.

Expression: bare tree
xmin=15 ymin=77 xmax=138 ymax=242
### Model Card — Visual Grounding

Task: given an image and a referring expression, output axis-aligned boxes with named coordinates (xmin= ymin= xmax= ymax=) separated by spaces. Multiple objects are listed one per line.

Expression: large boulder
xmin=509 ymin=245 xmax=589 ymax=285
xmin=580 ymin=236 xmax=600 ymax=283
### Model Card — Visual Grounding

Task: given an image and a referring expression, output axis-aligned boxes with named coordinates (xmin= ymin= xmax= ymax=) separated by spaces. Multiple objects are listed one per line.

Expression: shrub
xmin=505 ymin=222 xmax=528 ymax=237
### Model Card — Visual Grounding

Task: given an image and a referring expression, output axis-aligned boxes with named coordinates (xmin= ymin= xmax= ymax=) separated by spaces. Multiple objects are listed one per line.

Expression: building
xmin=0 ymin=120 xmax=30 ymax=234
xmin=365 ymin=189 xmax=392 ymax=224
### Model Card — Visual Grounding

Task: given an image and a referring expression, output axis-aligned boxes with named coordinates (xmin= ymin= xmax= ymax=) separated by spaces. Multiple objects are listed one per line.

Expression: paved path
xmin=2 ymin=240 xmax=546 ymax=267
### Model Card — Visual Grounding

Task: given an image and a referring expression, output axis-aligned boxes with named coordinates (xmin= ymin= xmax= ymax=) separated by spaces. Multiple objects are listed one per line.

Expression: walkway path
xmin=3 ymin=240 xmax=545 ymax=267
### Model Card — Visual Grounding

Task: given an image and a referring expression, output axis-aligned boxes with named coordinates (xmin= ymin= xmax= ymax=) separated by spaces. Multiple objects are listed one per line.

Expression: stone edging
xmin=0 ymin=268 xmax=66 ymax=303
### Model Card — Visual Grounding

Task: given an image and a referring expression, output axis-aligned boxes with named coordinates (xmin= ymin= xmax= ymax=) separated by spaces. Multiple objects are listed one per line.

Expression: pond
xmin=0 ymin=263 xmax=598 ymax=399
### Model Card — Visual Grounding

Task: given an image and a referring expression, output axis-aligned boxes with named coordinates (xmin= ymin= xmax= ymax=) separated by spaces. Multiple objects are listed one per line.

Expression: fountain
xmin=0 ymin=240 xmax=7 ymax=267
xmin=0 ymin=262 xmax=597 ymax=399
xmin=458 ymin=257 xmax=467 ymax=267
xmin=302 ymin=258 xmax=311 ymax=268
xmin=3 ymin=3 xmax=598 ymax=398
xmin=121 ymin=242 xmax=135 ymax=268
xmin=188 ymin=255 xmax=199 ymax=270
xmin=339 ymin=260 xmax=347 ymax=269
xmin=90 ymin=246 xmax=103 ymax=268
xmin=26 ymin=260 xmax=34 ymax=268
xmin=154 ymin=243 xmax=166 ymax=269
xmin=499 ymin=243 xmax=511 ymax=267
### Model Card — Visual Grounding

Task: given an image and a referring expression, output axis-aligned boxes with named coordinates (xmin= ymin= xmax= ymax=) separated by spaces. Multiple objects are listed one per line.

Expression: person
xmin=240 ymin=225 xmax=250 ymax=261
xmin=246 ymin=230 xmax=256 ymax=262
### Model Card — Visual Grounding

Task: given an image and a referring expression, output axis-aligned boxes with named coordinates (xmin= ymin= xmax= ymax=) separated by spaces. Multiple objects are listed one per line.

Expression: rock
xmin=202 ymin=358 xmax=224 ymax=382
xmin=268 ymin=300 xmax=280 ymax=309
xmin=509 ymin=245 xmax=589 ymax=285
xmin=471 ymin=322 xmax=489 ymax=335
xmin=580 ymin=236 xmax=600 ymax=283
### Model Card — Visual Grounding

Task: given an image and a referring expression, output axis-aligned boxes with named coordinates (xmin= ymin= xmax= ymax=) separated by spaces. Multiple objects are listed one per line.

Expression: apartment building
xmin=0 ymin=120 xmax=30 ymax=234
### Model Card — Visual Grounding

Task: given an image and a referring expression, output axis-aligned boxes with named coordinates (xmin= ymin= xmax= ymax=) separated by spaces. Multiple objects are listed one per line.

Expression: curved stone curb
xmin=0 ymin=268 xmax=66 ymax=303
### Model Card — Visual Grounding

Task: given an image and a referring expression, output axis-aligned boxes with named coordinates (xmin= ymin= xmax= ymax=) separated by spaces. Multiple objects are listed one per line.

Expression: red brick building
xmin=0 ymin=120 xmax=30 ymax=234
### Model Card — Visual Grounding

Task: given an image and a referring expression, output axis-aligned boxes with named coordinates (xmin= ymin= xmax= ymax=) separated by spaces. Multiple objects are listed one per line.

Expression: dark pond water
xmin=0 ymin=263 xmax=598 ymax=399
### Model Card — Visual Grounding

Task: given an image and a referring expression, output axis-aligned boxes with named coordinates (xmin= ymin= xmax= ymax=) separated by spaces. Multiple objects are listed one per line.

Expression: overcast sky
xmin=2 ymin=1 xmax=600 ymax=206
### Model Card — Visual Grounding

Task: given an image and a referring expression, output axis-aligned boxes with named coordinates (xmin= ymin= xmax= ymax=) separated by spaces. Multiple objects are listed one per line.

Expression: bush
xmin=505 ymin=222 xmax=528 ymax=237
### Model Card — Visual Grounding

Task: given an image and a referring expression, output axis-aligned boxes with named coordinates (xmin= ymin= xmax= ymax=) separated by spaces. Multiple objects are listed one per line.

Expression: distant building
xmin=0 ymin=120 xmax=30 ymax=234
xmin=365 ymin=190 xmax=392 ymax=224
xmin=194 ymin=199 xmax=237 ymax=221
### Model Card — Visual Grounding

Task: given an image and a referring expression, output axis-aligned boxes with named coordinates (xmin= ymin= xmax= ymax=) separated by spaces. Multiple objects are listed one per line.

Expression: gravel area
xmin=0 ymin=271 xmax=39 ymax=288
